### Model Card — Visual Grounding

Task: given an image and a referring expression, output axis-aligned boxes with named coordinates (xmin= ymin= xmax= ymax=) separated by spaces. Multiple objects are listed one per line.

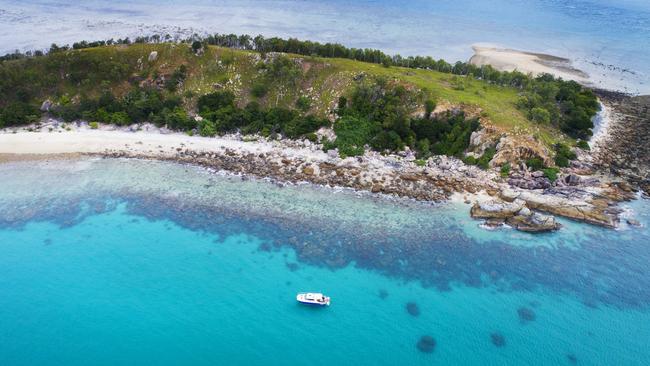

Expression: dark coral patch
xmin=490 ymin=332 xmax=506 ymax=347
xmin=567 ymin=354 xmax=577 ymax=364
xmin=406 ymin=302 xmax=420 ymax=316
xmin=416 ymin=335 xmax=436 ymax=353
xmin=517 ymin=307 xmax=536 ymax=323
xmin=378 ymin=289 xmax=389 ymax=299
xmin=286 ymin=262 xmax=299 ymax=271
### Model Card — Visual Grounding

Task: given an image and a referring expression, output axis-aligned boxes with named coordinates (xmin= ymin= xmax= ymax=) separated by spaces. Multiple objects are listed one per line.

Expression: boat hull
xmin=296 ymin=293 xmax=330 ymax=306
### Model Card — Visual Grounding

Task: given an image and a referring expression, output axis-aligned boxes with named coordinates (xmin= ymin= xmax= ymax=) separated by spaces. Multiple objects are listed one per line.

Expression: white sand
xmin=469 ymin=45 xmax=590 ymax=83
xmin=0 ymin=123 xmax=328 ymax=161
xmin=588 ymin=101 xmax=612 ymax=151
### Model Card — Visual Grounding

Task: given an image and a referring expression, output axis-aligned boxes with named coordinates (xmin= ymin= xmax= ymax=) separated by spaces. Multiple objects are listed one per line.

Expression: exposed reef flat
xmin=591 ymin=92 xmax=650 ymax=195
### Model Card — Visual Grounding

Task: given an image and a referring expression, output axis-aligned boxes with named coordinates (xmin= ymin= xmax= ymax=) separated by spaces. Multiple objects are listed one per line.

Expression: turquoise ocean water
xmin=1 ymin=158 xmax=649 ymax=365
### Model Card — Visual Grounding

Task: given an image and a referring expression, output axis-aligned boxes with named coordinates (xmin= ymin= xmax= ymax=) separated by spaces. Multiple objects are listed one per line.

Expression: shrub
xmin=476 ymin=148 xmax=496 ymax=169
xmin=555 ymin=154 xmax=569 ymax=168
xmin=191 ymin=40 xmax=203 ymax=54
xmin=415 ymin=138 xmax=431 ymax=159
xmin=576 ymin=140 xmax=590 ymax=150
xmin=164 ymin=65 xmax=187 ymax=92
xmin=251 ymin=82 xmax=269 ymax=98
xmin=283 ymin=115 xmax=328 ymax=138
xmin=337 ymin=96 xmax=348 ymax=113
xmin=424 ymin=99 xmax=436 ymax=119
xmin=305 ymin=133 xmax=318 ymax=142
xmin=109 ymin=111 xmax=130 ymax=126
xmin=198 ymin=91 xmax=236 ymax=113
xmin=0 ymin=102 xmax=40 ymax=126
xmin=526 ymin=157 xmax=545 ymax=171
xmin=500 ymin=162 xmax=511 ymax=178
xmin=463 ymin=156 xmax=477 ymax=166
xmin=530 ymin=107 xmax=551 ymax=124
xmin=371 ymin=130 xmax=404 ymax=151
xmin=330 ymin=115 xmax=378 ymax=157
xmin=554 ymin=143 xmax=577 ymax=167
xmin=199 ymin=120 xmax=217 ymax=137
xmin=162 ymin=107 xmax=196 ymax=131
xmin=296 ymin=96 xmax=311 ymax=112
xmin=543 ymin=167 xmax=560 ymax=182
xmin=89 ymin=122 xmax=99 ymax=129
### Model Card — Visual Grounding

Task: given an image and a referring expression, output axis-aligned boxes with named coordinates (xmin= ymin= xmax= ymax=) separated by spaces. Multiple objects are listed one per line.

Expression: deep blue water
xmin=0 ymin=0 xmax=649 ymax=92
xmin=1 ymin=158 xmax=649 ymax=365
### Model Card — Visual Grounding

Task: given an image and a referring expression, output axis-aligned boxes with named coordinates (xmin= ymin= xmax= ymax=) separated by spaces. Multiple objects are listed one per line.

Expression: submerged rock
xmin=517 ymin=307 xmax=536 ymax=323
xmin=490 ymin=332 xmax=506 ymax=347
xmin=567 ymin=353 xmax=578 ymax=364
xmin=484 ymin=218 xmax=506 ymax=228
xmin=416 ymin=335 xmax=436 ymax=353
xmin=406 ymin=302 xmax=420 ymax=317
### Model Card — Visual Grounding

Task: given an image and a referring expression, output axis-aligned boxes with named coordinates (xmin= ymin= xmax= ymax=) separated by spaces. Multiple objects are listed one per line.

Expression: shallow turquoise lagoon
xmin=0 ymin=158 xmax=649 ymax=365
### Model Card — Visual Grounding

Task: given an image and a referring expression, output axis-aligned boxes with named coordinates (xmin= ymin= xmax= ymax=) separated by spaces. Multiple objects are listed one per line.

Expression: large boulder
xmin=491 ymin=135 xmax=553 ymax=168
xmin=40 ymin=99 xmax=52 ymax=112
xmin=470 ymin=199 xmax=526 ymax=219
xmin=148 ymin=51 xmax=158 ymax=62
xmin=501 ymin=189 xmax=618 ymax=228
xmin=563 ymin=174 xmax=581 ymax=186
xmin=506 ymin=212 xmax=561 ymax=232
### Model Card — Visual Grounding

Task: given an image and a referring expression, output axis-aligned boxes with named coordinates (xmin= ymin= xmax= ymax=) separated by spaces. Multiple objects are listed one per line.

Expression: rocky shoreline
xmin=1 ymin=102 xmax=646 ymax=233
xmin=97 ymin=135 xmax=636 ymax=233
xmin=100 ymin=145 xmax=495 ymax=203
xmin=591 ymin=91 xmax=650 ymax=195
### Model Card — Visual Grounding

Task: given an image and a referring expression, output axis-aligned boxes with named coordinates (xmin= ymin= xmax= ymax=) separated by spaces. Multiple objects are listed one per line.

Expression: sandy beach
xmin=0 ymin=122 xmax=326 ymax=161
xmin=0 ymin=120 xmax=501 ymax=203
xmin=469 ymin=45 xmax=590 ymax=84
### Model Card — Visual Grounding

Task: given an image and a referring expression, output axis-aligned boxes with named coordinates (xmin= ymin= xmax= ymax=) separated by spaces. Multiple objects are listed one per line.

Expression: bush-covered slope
xmin=0 ymin=40 xmax=599 ymax=160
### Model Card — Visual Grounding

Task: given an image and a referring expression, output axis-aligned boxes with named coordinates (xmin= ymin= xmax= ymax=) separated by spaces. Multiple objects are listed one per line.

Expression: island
xmin=1 ymin=34 xmax=648 ymax=232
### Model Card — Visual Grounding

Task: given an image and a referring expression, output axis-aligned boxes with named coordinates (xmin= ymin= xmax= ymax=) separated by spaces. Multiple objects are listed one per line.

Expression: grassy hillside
xmin=1 ymin=44 xmax=560 ymax=137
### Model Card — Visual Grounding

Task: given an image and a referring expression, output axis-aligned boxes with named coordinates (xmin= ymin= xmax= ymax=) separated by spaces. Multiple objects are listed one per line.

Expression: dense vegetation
xmin=195 ymin=90 xmax=328 ymax=138
xmin=325 ymin=78 xmax=479 ymax=158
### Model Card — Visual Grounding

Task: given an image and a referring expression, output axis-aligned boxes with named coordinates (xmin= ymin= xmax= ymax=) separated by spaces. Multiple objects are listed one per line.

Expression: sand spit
xmin=469 ymin=45 xmax=590 ymax=84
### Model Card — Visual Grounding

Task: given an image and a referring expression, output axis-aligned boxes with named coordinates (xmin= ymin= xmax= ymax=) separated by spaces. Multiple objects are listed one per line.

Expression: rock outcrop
xmin=470 ymin=198 xmax=560 ymax=232
xmin=470 ymin=200 xmax=526 ymax=219
xmin=499 ymin=188 xmax=619 ymax=228
xmin=506 ymin=212 xmax=560 ymax=232
xmin=490 ymin=135 xmax=553 ymax=168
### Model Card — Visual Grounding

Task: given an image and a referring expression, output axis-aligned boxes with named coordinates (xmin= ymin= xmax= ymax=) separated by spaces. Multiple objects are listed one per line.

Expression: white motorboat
xmin=296 ymin=292 xmax=330 ymax=306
